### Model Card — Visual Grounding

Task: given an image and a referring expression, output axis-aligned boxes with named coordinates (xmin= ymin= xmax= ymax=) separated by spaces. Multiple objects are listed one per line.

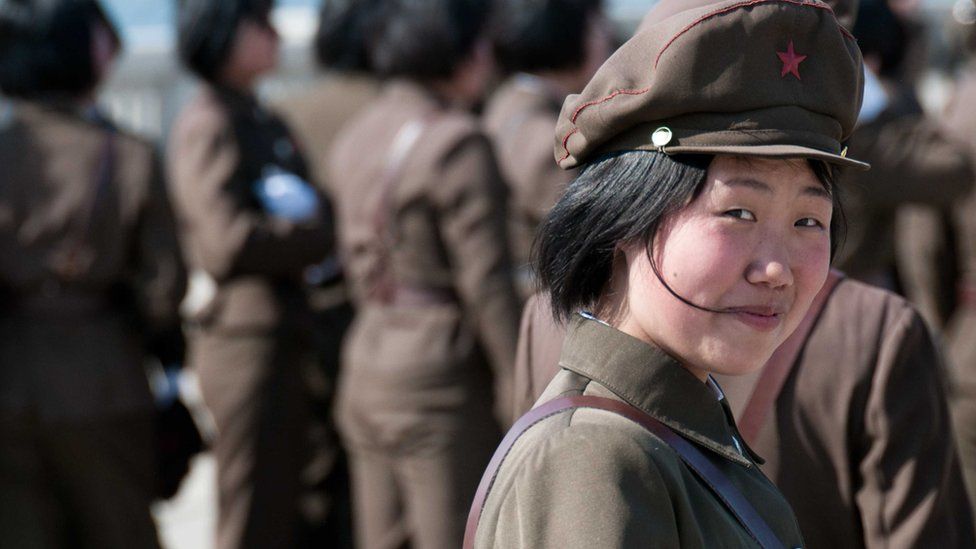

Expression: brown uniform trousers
xmin=942 ymin=64 xmax=976 ymax=522
xmin=168 ymin=87 xmax=333 ymax=549
xmin=0 ymin=100 xmax=186 ymax=548
xmin=482 ymin=76 xmax=574 ymax=298
xmin=275 ymin=73 xmax=381 ymax=548
xmin=513 ymin=280 xmax=974 ymax=548
xmin=477 ymin=316 xmax=805 ymax=548
xmin=834 ymin=88 xmax=973 ymax=291
xmin=327 ymin=80 xmax=521 ymax=549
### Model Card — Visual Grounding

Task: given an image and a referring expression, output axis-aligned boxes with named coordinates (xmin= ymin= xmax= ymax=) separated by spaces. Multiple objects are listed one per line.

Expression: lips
xmin=723 ymin=305 xmax=786 ymax=332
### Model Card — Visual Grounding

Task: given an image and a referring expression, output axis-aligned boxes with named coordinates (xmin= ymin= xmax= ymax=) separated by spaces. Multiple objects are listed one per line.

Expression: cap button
xmin=652 ymin=127 xmax=673 ymax=151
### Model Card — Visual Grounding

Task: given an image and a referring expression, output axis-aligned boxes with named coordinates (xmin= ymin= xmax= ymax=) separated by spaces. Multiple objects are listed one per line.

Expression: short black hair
xmin=177 ymin=0 xmax=273 ymax=82
xmin=368 ymin=0 xmax=492 ymax=80
xmin=491 ymin=0 xmax=603 ymax=74
xmin=314 ymin=0 xmax=381 ymax=72
xmin=536 ymin=152 xmax=843 ymax=321
xmin=0 ymin=0 xmax=121 ymax=98
xmin=853 ymin=0 xmax=908 ymax=79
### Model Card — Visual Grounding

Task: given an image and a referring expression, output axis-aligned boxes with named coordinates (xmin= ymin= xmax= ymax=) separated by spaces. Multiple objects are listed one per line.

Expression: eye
xmin=795 ymin=217 xmax=825 ymax=229
xmin=724 ymin=209 xmax=756 ymax=221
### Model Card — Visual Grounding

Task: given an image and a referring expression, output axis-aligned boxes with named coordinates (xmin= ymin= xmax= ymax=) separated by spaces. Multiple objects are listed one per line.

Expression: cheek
xmin=654 ymin=222 xmax=749 ymax=301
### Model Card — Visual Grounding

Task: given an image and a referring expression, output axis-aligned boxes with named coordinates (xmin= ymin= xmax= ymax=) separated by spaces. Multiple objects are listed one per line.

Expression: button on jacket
xmin=475 ymin=316 xmax=804 ymax=548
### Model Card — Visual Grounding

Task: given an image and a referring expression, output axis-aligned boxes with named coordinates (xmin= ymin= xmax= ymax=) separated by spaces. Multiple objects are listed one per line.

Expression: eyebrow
xmin=724 ymin=178 xmax=832 ymax=201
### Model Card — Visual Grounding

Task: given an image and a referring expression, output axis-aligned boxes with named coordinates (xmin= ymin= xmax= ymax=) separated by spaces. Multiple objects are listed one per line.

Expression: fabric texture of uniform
xmin=0 ymin=100 xmax=185 ymax=548
xmin=476 ymin=316 xmax=804 ymax=548
xmin=327 ymin=80 xmax=520 ymax=549
xmin=168 ymin=86 xmax=333 ymax=549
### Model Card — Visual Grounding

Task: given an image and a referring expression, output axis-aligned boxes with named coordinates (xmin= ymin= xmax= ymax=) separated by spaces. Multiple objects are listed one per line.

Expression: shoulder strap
xmin=738 ymin=269 xmax=844 ymax=443
xmin=464 ymin=394 xmax=786 ymax=549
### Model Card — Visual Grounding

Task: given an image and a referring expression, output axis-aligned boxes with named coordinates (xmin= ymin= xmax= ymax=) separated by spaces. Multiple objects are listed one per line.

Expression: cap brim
xmin=660 ymin=143 xmax=870 ymax=171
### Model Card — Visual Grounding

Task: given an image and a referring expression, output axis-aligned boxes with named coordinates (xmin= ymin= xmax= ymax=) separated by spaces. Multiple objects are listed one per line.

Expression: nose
xmin=746 ymin=242 xmax=794 ymax=289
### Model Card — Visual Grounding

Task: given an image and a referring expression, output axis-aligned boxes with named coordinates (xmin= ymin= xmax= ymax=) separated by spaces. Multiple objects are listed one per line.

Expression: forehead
xmin=704 ymin=156 xmax=827 ymax=198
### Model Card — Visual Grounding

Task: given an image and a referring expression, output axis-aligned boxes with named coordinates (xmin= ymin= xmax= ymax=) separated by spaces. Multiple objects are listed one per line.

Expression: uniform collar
xmin=560 ymin=315 xmax=755 ymax=466
xmin=386 ymin=79 xmax=452 ymax=111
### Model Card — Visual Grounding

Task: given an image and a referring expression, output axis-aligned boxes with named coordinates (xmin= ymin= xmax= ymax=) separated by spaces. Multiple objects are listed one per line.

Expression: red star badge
xmin=777 ymin=40 xmax=807 ymax=80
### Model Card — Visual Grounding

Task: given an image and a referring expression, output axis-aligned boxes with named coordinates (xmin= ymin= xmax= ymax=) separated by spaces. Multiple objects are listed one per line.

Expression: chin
xmin=699 ymin=338 xmax=778 ymax=378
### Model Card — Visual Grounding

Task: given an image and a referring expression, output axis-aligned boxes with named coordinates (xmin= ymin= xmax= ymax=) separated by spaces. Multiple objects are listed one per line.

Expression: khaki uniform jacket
xmin=0 ymin=100 xmax=185 ymax=421
xmin=511 ymin=281 xmax=974 ymax=548
xmin=943 ymin=64 xmax=976 ymax=521
xmin=834 ymin=89 xmax=973 ymax=288
xmin=327 ymin=80 xmax=521 ymax=423
xmin=168 ymin=86 xmax=333 ymax=333
xmin=477 ymin=316 xmax=804 ymax=548
xmin=483 ymin=76 xmax=573 ymax=289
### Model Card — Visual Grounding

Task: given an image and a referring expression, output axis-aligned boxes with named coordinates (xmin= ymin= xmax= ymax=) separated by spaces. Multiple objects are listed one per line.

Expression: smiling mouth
xmin=723 ymin=307 xmax=785 ymax=332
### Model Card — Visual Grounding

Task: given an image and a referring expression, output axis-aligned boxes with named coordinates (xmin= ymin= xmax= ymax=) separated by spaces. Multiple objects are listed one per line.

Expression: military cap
xmin=554 ymin=0 xmax=867 ymax=170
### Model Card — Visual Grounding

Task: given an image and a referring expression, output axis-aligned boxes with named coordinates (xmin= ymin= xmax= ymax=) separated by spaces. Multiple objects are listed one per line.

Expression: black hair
xmin=536 ymin=151 xmax=844 ymax=321
xmin=177 ymin=0 xmax=273 ymax=82
xmin=491 ymin=0 xmax=603 ymax=74
xmin=0 ymin=0 xmax=121 ymax=98
xmin=852 ymin=0 xmax=908 ymax=79
xmin=314 ymin=0 xmax=381 ymax=72
xmin=368 ymin=0 xmax=492 ymax=80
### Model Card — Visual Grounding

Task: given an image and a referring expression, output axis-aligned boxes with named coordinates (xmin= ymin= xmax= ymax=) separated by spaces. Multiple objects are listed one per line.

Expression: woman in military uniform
xmin=0 ymin=1 xmax=185 ymax=547
xmin=469 ymin=0 xmax=865 ymax=547
xmin=169 ymin=1 xmax=333 ymax=547
xmin=326 ymin=0 xmax=522 ymax=547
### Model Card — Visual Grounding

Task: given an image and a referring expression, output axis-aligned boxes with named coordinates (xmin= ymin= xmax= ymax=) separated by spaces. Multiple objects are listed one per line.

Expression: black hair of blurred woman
xmin=177 ymin=0 xmax=273 ymax=82
xmin=314 ymin=0 xmax=381 ymax=73
xmin=535 ymin=152 xmax=843 ymax=321
xmin=490 ymin=0 xmax=603 ymax=75
xmin=0 ymin=0 xmax=121 ymax=99
xmin=368 ymin=0 xmax=493 ymax=81
xmin=852 ymin=0 xmax=908 ymax=79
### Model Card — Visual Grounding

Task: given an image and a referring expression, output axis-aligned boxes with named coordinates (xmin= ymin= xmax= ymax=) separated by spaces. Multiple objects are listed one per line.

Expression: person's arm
xmin=478 ymin=423 xmax=677 ymax=548
xmin=855 ymin=305 xmax=976 ymax=547
xmin=435 ymin=130 xmax=521 ymax=425
xmin=168 ymin=107 xmax=332 ymax=282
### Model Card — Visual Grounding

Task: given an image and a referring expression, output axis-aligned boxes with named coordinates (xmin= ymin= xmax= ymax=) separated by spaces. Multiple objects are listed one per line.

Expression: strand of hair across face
xmin=646 ymin=246 xmax=726 ymax=315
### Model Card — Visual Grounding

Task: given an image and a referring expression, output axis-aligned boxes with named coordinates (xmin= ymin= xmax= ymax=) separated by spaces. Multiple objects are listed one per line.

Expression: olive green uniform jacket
xmin=511 ymin=281 xmax=974 ymax=548
xmin=477 ymin=316 xmax=804 ymax=548
xmin=168 ymin=86 xmax=333 ymax=549
xmin=0 ymin=100 xmax=186 ymax=548
xmin=327 ymin=80 xmax=521 ymax=548
xmin=942 ymin=63 xmax=976 ymax=521
xmin=482 ymin=76 xmax=573 ymax=296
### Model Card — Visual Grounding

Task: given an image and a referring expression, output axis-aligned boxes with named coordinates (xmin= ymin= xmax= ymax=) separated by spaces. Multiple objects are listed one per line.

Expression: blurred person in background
xmin=0 ymin=0 xmax=186 ymax=547
xmin=274 ymin=0 xmax=384 ymax=546
xmin=326 ymin=0 xmax=521 ymax=546
xmin=941 ymin=1 xmax=976 ymax=522
xmin=833 ymin=0 xmax=973 ymax=299
xmin=169 ymin=0 xmax=334 ymax=547
xmin=483 ymin=0 xmax=613 ymax=299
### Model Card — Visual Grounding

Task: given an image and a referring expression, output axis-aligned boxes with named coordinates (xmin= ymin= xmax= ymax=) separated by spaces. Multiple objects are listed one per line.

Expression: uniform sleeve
xmin=167 ymin=108 xmax=332 ymax=282
xmin=434 ymin=132 xmax=521 ymax=425
xmin=855 ymin=306 xmax=976 ymax=548
xmin=478 ymin=424 xmax=679 ymax=548
xmin=132 ymin=152 xmax=187 ymax=363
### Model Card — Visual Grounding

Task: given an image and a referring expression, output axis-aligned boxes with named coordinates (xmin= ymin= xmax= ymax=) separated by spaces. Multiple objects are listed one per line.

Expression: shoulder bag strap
xmin=464 ymin=394 xmax=786 ymax=549
xmin=738 ymin=269 xmax=844 ymax=443
xmin=365 ymin=113 xmax=436 ymax=301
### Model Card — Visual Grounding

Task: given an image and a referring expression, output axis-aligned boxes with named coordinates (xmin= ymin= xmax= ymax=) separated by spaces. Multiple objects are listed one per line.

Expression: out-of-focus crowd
xmin=4 ymin=0 xmax=976 ymax=548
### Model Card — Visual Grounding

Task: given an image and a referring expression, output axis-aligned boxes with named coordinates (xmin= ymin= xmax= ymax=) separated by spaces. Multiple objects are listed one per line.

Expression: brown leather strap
xmin=738 ymin=269 xmax=844 ymax=443
xmin=464 ymin=395 xmax=786 ymax=549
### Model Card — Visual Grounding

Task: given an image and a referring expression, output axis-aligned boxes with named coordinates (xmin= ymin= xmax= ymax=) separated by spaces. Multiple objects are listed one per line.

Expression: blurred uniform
xmin=513 ymin=279 xmax=975 ymax=548
xmin=0 ymin=100 xmax=185 ymax=548
xmin=833 ymin=86 xmax=973 ymax=291
xmin=168 ymin=87 xmax=333 ymax=549
xmin=943 ymin=61 xmax=976 ymax=522
xmin=275 ymin=73 xmax=380 ymax=546
xmin=483 ymin=76 xmax=573 ymax=296
xmin=327 ymin=80 xmax=520 ymax=548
